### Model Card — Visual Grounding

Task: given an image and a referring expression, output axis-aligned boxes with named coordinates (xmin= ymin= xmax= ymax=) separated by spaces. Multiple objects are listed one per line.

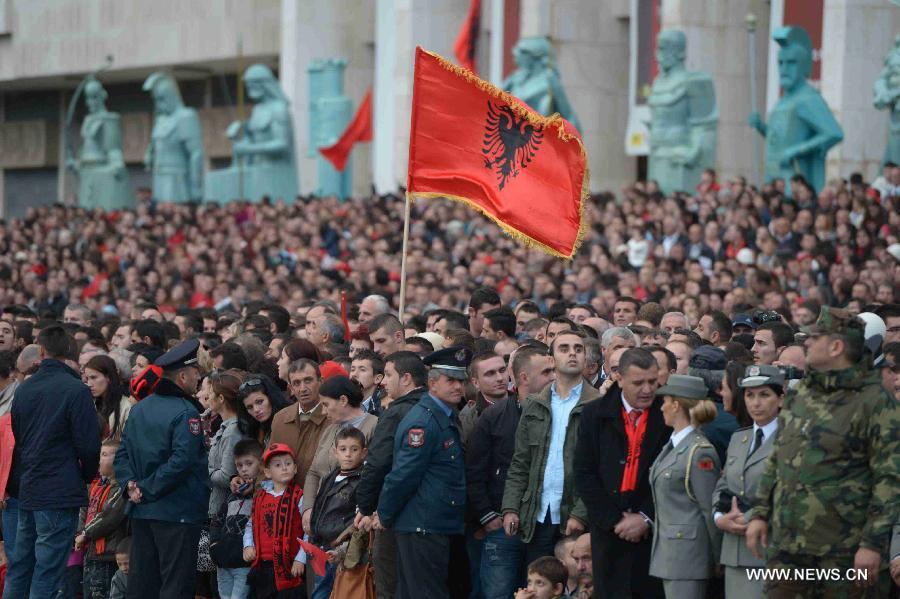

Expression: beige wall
xmin=280 ymin=0 xmax=375 ymax=197
xmin=0 ymin=0 xmax=281 ymax=84
xmin=821 ymin=0 xmax=900 ymax=181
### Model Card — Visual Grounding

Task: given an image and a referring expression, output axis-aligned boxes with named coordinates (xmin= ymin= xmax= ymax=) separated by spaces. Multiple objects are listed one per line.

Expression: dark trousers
xmin=248 ymin=561 xmax=306 ymax=599
xmin=373 ymin=528 xmax=397 ymax=599
xmin=524 ymin=509 xmax=562 ymax=569
xmin=83 ymin=559 xmax=118 ymax=599
xmin=126 ymin=518 xmax=201 ymax=599
xmin=395 ymin=532 xmax=450 ymax=599
xmin=590 ymin=526 xmax=662 ymax=599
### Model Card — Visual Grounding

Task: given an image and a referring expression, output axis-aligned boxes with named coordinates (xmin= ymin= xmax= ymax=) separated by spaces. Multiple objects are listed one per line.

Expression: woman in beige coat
xmin=712 ymin=364 xmax=784 ymax=598
xmin=649 ymin=374 xmax=722 ymax=599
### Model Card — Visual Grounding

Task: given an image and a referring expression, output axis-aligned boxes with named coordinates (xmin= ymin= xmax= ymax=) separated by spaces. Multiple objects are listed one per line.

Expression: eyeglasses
xmin=238 ymin=378 xmax=263 ymax=394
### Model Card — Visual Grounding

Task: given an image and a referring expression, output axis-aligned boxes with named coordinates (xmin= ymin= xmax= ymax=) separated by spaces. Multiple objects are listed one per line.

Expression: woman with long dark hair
xmin=236 ymin=374 xmax=290 ymax=447
xmin=83 ymin=354 xmax=133 ymax=440
xmin=276 ymin=338 xmax=322 ymax=386
xmin=720 ymin=360 xmax=753 ymax=428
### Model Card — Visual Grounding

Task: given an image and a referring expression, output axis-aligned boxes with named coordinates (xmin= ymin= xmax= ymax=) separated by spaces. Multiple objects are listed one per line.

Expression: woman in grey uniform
xmin=648 ymin=374 xmax=722 ymax=599
xmin=712 ymin=364 xmax=784 ymax=598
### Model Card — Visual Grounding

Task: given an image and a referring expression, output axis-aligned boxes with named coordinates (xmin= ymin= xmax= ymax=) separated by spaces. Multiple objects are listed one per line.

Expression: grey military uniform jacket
xmin=712 ymin=425 xmax=777 ymax=568
xmin=649 ymin=429 xmax=722 ymax=580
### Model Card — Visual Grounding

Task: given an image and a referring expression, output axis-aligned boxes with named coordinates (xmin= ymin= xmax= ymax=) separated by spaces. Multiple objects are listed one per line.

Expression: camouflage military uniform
xmin=751 ymin=309 xmax=900 ymax=598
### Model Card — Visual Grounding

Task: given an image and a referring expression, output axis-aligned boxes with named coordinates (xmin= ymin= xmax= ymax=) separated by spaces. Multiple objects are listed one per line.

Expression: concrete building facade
xmin=1 ymin=0 xmax=897 ymax=216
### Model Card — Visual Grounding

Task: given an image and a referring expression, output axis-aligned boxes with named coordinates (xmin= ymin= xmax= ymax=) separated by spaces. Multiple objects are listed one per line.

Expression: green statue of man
xmin=67 ymin=76 xmax=131 ymax=210
xmin=873 ymin=34 xmax=900 ymax=165
xmin=206 ymin=64 xmax=298 ymax=203
xmin=142 ymin=72 xmax=204 ymax=203
xmin=503 ymin=37 xmax=581 ymax=131
xmin=749 ymin=26 xmax=843 ymax=196
xmin=647 ymin=30 xmax=718 ymax=195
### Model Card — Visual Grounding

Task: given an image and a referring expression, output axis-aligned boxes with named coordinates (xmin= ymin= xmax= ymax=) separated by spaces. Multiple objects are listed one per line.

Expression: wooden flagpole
xmin=397 ymin=193 xmax=413 ymax=320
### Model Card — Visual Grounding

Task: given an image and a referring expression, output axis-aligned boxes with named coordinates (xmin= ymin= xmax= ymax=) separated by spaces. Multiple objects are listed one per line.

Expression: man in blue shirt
xmin=377 ymin=346 xmax=472 ymax=599
xmin=501 ymin=331 xmax=599 ymax=566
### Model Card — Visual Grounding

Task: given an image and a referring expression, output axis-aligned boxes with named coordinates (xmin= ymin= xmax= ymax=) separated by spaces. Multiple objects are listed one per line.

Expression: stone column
xmin=280 ymin=0 xmax=374 ymax=196
xmin=820 ymin=0 xmax=900 ymax=181
xmin=524 ymin=0 xmax=634 ymax=192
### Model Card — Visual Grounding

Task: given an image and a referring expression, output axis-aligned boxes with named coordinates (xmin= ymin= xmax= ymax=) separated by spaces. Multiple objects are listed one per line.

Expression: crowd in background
xmin=0 ymin=166 xmax=898 ymax=599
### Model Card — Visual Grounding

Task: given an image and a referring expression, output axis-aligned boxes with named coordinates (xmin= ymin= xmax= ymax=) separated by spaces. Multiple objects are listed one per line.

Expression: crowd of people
xmin=0 ymin=167 xmax=898 ymax=599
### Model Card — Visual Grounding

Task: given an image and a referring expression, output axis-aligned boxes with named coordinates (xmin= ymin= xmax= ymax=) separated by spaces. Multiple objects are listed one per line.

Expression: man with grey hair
xmin=598 ymin=327 xmax=638 ymax=385
xmin=660 ymin=311 xmax=688 ymax=335
xmin=359 ymin=295 xmax=391 ymax=325
xmin=15 ymin=344 xmax=42 ymax=382
xmin=63 ymin=303 xmax=92 ymax=326
xmin=308 ymin=312 xmax=346 ymax=354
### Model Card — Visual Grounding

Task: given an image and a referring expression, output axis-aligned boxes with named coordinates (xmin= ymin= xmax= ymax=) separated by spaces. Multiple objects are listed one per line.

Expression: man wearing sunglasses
xmin=114 ymin=338 xmax=209 ymax=599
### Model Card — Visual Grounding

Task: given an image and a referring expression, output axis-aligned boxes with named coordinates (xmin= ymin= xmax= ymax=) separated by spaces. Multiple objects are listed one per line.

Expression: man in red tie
xmin=574 ymin=348 xmax=672 ymax=598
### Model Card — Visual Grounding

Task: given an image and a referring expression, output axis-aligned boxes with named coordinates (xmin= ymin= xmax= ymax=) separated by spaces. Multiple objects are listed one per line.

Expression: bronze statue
xmin=143 ymin=72 xmax=204 ymax=203
xmin=503 ymin=37 xmax=581 ymax=131
xmin=647 ymin=30 xmax=718 ymax=195
xmin=66 ymin=75 xmax=131 ymax=210
xmin=749 ymin=27 xmax=843 ymax=195
xmin=206 ymin=64 xmax=298 ymax=202
xmin=874 ymin=35 xmax=900 ymax=165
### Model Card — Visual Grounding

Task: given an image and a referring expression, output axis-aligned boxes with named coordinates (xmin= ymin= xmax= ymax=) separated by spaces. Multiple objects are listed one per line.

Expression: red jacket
xmin=0 ymin=413 xmax=14 ymax=499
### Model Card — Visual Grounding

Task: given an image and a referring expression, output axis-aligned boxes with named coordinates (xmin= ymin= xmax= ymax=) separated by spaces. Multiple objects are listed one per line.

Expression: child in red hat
xmin=242 ymin=443 xmax=305 ymax=597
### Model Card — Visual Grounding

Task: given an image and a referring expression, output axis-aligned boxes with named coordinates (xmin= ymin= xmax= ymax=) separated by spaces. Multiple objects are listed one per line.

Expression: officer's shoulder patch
xmin=188 ymin=417 xmax=201 ymax=436
xmin=697 ymin=457 xmax=715 ymax=471
xmin=408 ymin=427 xmax=425 ymax=448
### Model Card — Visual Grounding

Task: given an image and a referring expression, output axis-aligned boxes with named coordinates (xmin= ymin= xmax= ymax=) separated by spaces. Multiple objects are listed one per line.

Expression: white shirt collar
xmin=670 ymin=425 xmax=694 ymax=448
xmin=620 ymin=396 xmax=644 ymax=414
xmin=299 ymin=402 xmax=320 ymax=416
xmin=752 ymin=419 xmax=778 ymax=446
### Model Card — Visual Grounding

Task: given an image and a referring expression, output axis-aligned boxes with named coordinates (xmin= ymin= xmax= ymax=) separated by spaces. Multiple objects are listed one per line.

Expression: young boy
xmin=243 ymin=443 xmax=305 ymax=598
xmin=554 ymin=535 xmax=580 ymax=597
xmin=107 ymin=537 xmax=130 ymax=599
xmin=515 ymin=556 xmax=571 ymax=599
xmin=212 ymin=439 xmax=262 ymax=599
xmin=75 ymin=439 xmax=128 ymax=599
xmin=308 ymin=427 xmax=368 ymax=598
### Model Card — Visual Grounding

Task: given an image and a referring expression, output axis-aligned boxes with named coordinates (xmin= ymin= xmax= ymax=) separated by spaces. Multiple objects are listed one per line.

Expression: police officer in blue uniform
xmin=114 ymin=339 xmax=210 ymax=599
xmin=377 ymin=346 xmax=472 ymax=599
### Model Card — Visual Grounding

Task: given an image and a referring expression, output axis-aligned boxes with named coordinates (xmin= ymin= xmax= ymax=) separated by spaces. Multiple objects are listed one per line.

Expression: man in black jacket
xmin=466 ymin=345 xmax=555 ymax=599
xmin=354 ymin=351 xmax=427 ymax=599
xmin=4 ymin=325 xmax=100 ymax=599
xmin=574 ymin=347 xmax=671 ymax=599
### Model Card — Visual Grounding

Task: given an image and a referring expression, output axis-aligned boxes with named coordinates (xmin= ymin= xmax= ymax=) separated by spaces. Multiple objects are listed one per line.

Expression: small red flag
xmin=454 ymin=0 xmax=481 ymax=73
xmin=297 ymin=538 xmax=329 ymax=577
xmin=407 ymin=48 xmax=589 ymax=259
xmin=319 ymin=89 xmax=373 ymax=172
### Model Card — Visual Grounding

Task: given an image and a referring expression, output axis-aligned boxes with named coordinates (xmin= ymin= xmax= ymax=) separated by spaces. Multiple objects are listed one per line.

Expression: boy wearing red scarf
xmin=75 ymin=439 xmax=128 ymax=599
xmin=242 ymin=443 xmax=305 ymax=598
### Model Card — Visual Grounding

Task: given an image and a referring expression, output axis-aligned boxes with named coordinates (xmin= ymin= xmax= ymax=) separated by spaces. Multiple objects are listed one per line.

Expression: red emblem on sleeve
xmin=698 ymin=458 xmax=714 ymax=471
xmin=408 ymin=428 xmax=425 ymax=447
xmin=188 ymin=418 xmax=201 ymax=436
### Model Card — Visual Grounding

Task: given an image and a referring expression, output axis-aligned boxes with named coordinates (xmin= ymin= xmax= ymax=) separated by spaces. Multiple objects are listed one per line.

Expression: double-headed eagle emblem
xmin=482 ymin=101 xmax=544 ymax=190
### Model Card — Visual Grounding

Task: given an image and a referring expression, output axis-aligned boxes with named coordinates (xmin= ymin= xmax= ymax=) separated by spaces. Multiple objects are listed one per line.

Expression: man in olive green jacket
xmin=501 ymin=330 xmax=600 ymax=564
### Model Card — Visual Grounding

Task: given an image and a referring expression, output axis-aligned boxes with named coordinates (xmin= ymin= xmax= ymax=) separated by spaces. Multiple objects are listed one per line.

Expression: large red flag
xmin=319 ymin=89 xmax=373 ymax=172
xmin=407 ymin=47 xmax=589 ymax=259
xmin=454 ymin=0 xmax=481 ymax=73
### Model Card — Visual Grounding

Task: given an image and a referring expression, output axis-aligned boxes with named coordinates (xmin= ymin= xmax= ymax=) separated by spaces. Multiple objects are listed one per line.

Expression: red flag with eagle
xmin=406 ymin=47 xmax=589 ymax=259
xmin=453 ymin=0 xmax=481 ymax=73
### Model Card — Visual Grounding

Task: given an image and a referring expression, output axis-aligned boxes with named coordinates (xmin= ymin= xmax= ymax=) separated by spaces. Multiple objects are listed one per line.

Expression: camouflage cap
xmin=800 ymin=306 xmax=865 ymax=338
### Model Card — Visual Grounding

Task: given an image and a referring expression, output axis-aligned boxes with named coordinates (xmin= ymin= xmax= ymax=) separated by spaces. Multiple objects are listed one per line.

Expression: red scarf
xmin=85 ymin=478 xmax=114 ymax=555
xmin=252 ymin=484 xmax=305 ymax=591
xmin=620 ymin=406 xmax=648 ymax=493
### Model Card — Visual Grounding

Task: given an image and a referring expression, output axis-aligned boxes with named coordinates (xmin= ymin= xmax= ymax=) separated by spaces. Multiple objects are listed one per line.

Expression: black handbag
xmin=209 ymin=497 xmax=250 ymax=569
